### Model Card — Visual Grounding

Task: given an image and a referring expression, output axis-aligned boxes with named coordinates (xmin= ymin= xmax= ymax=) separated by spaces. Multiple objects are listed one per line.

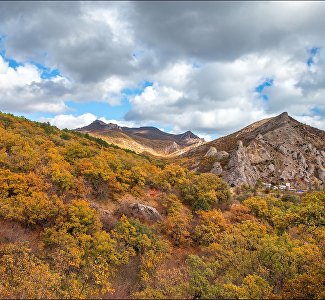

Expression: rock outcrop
xmin=210 ymin=161 xmax=223 ymax=175
xmin=216 ymin=151 xmax=230 ymax=161
xmin=183 ymin=112 xmax=325 ymax=188
xmin=205 ymin=146 xmax=218 ymax=157
xmin=129 ymin=203 xmax=162 ymax=222
xmin=223 ymin=140 xmax=259 ymax=186
xmin=165 ymin=141 xmax=180 ymax=154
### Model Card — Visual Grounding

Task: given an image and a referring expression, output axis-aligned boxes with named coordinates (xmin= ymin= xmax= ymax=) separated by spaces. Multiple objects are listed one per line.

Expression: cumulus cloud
xmin=295 ymin=115 xmax=325 ymax=131
xmin=0 ymin=55 xmax=68 ymax=113
xmin=40 ymin=113 xmax=97 ymax=129
xmin=0 ymin=1 xmax=138 ymax=112
xmin=125 ymin=52 xmax=325 ymax=135
xmin=42 ymin=113 xmax=147 ymax=130
xmin=1 ymin=1 xmax=325 ymax=136
xmin=0 ymin=2 xmax=135 ymax=82
xmin=130 ymin=2 xmax=325 ymax=62
xmin=98 ymin=117 xmax=143 ymax=129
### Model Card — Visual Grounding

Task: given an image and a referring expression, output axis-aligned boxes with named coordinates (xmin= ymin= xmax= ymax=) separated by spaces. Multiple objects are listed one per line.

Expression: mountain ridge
xmin=76 ymin=120 xmax=205 ymax=156
xmin=75 ymin=113 xmax=325 ymax=188
xmin=181 ymin=112 xmax=325 ymax=188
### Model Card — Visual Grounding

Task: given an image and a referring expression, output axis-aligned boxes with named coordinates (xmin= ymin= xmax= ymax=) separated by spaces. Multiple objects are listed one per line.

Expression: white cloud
xmin=98 ymin=117 xmax=141 ymax=128
xmin=97 ymin=76 xmax=131 ymax=105
xmin=0 ymin=56 xmax=68 ymax=113
xmin=131 ymin=84 xmax=183 ymax=107
xmin=153 ymin=61 xmax=193 ymax=89
xmin=1 ymin=2 xmax=325 ymax=136
xmin=126 ymin=50 xmax=325 ymax=135
xmin=83 ymin=3 xmax=133 ymax=46
xmin=295 ymin=115 xmax=325 ymax=131
xmin=0 ymin=57 xmax=40 ymax=88
xmin=42 ymin=113 xmax=148 ymax=130
xmin=41 ymin=113 xmax=97 ymax=129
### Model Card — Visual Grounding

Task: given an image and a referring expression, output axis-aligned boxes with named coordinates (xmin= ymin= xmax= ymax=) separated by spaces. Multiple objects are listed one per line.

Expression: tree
xmin=41 ymin=201 xmax=133 ymax=298
xmin=222 ymin=274 xmax=272 ymax=299
xmin=193 ymin=209 xmax=227 ymax=246
xmin=161 ymin=194 xmax=192 ymax=246
xmin=182 ymin=173 xmax=230 ymax=211
xmin=0 ymin=243 xmax=61 ymax=298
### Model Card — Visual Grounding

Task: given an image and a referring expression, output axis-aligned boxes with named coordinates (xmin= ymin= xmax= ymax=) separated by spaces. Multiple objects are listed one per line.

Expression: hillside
xmin=76 ymin=120 xmax=205 ymax=156
xmin=0 ymin=112 xmax=324 ymax=299
xmin=181 ymin=112 xmax=325 ymax=189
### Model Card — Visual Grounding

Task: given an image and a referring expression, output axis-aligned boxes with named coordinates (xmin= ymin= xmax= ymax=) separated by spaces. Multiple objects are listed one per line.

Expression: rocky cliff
xmin=183 ymin=112 xmax=325 ymax=188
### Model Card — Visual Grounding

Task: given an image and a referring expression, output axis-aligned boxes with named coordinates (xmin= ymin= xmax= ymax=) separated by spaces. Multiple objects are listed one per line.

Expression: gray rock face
xmin=307 ymin=164 xmax=315 ymax=175
xmin=215 ymin=151 xmax=230 ymax=161
xmin=209 ymin=132 xmax=324 ymax=187
xmin=223 ymin=140 xmax=259 ymax=186
xmin=185 ymin=112 xmax=325 ymax=187
xmin=268 ymin=164 xmax=275 ymax=172
xmin=217 ymin=134 xmax=325 ymax=186
xmin=318 ymin=167 xmax=325 ymax=182
xmin=297 ymin=152 xmax=308 ymax=169
xmin=210 ymin=161 xmax=223 ymax=175
xmin=256 ymin=133 xmax=264 ymax=141
xmin=278 ymin=145 xmax=287 ymax=155
xmin=316 ymin=156 xmax=324 ymax=167
xmin=280 ymin=169 xmax=296 ymax=181
xmin=204 ymin=146 xmax=218 ymax=157
xmin=247 ymin=141 xmax=272 ymax=164
xmin=165 ymin=142 xmax=179 ymax=154
xmin=130 ymin=203 xmax=162 ymax=222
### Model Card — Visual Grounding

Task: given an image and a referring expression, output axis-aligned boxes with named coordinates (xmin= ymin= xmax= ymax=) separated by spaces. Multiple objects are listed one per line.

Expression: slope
xmin=0 ymin=112 xmax=324 ymax=299
xmin=182 ymin=112 xmax=325 ymax=188
xmin=76 ymin=120 xmax=205 ymax=156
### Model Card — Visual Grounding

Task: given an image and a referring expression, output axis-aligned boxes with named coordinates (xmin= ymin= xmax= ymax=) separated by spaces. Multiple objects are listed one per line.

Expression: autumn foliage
xmin=0 ymin=112 xmax=324 ymax=299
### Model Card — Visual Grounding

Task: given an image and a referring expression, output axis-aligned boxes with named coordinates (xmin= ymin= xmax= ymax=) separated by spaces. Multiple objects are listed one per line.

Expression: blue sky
xmin=0 ymin=49 xmax=61 ymax=79
xmin=255 ymin=78 xmax=274 ymax=101
xmin=307 ymin=47 xmax=320 ymax=67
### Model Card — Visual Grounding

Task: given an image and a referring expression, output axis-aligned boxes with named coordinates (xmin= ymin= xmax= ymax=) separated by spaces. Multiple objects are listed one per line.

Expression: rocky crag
xmin=183 ymin=112 xmax=325 ymax=188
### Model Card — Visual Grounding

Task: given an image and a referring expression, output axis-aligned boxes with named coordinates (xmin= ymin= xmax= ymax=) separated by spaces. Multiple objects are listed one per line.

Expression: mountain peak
xmin=183 ymin=112 xmax=325 ymax=188
xmin=77 ymin=120 xmax=121 ymax=131
xmin=279 ymin=111 xmax=288 ymax=117
xmin=275 ymin=111 xmax=290 ymax=121
xmin=181 ymin=130 xmax=198 ymax=138
xmin=268 ymin=111 xmax=298 ymax=128
xmin=91 ymin=120 xmax=107 ymax=126
xmin=178 ymin=130 xmax=204 ymax=144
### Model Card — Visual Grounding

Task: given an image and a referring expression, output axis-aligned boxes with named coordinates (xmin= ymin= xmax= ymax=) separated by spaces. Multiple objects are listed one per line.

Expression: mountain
xmin=181 ymin=112 xmax=325 ymax=188
xmin=0 ymin=111 xmax=324 ymax=299
xmin=76 ymin=120 xmax=205 ymax=156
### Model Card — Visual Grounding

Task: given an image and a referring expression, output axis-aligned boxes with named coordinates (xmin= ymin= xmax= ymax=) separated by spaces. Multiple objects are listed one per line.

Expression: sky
xmin=0 ymin=1 xmax=325 ymax=141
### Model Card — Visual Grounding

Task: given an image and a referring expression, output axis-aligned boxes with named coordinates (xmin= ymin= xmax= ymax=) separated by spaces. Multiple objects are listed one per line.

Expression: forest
xmin=0 ymin=112 xmax=324 ymax=299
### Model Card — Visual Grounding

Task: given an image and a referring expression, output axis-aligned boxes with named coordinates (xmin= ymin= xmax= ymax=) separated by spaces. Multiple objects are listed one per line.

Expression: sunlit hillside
xmin=0 ymin=112 xmax=324 ymax=299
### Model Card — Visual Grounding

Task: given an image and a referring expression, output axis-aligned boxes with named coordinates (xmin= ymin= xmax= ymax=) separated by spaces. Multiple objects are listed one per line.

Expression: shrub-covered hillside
xmin=0 ymin=112 xmax=324 ymax=299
